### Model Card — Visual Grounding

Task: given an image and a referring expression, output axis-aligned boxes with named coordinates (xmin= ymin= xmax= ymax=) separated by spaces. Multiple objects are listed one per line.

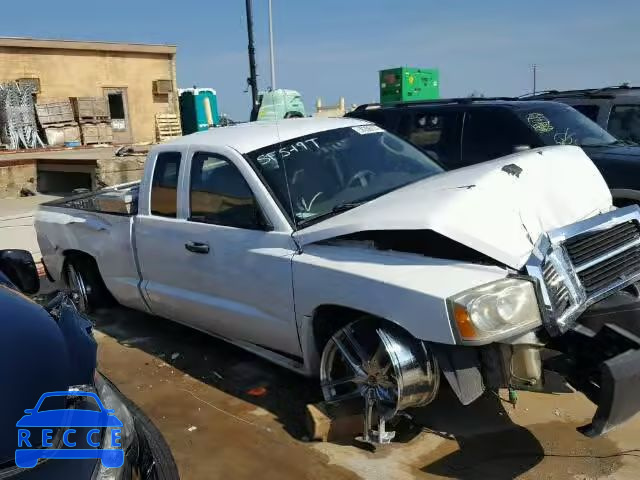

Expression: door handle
xmin=185 ymin=241 xmax=210 ymax=254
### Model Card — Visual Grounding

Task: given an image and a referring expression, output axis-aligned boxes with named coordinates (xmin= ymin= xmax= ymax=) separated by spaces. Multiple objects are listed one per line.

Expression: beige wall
xmin=0 ymin=162 xmax=37 ymax=198
xmin=0 ymin=46 xmax=177 ymax=144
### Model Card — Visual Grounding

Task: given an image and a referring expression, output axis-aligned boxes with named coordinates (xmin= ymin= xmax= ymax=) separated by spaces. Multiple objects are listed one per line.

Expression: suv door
xmin=137 ymin=147 xmax=301 ymax=356
xmin=460 ymin=107 xmax=540 ymax=167
xmin=396 ymin=108 xmax=463 ymax=168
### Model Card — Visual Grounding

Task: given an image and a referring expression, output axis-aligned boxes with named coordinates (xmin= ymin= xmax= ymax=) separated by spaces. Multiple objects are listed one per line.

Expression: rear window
xmin=151 ymin=152 xmax=182 ymax=218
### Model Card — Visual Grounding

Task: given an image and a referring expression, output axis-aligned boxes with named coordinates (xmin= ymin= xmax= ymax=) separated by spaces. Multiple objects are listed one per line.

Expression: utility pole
xmin=268 ymin=0 xmax=276 ymax=90
xmin=245 ymin=0 xmax=259 ymax=116
xmin=532 ymin=64 xmax=538 ymax=95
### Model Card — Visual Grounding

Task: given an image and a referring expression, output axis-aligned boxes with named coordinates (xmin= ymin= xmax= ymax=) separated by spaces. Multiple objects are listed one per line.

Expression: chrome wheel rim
xmin=320 ymin=320 xmax=440 ymax=421
xmin=66 ymin=264 xmax=89 ymax=312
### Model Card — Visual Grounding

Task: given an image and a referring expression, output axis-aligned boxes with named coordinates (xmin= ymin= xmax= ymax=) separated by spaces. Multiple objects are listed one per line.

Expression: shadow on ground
xmin=91 ymin=305 xmax=321 ymax=439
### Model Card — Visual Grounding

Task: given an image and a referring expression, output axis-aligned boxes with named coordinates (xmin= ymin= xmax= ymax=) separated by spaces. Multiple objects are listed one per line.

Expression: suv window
xmin=397 ymin=110 xmax=461 ymax=167
xmin=572 ymin=104 xmax=600 ymax=122
xmin=151 ymin=152 xmax=182 ymax=218
xmin=461 ymin=109 xmax=536 ymax=167
xmin=608 ymin=105 xmax=640 ymax=144
xmin=189 ymin=152 xmax=260 ymax=229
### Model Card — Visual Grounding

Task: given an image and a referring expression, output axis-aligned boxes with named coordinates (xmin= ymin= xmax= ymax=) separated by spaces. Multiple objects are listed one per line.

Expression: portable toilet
xmin=179 ymin=88 xmax=219 ymax=134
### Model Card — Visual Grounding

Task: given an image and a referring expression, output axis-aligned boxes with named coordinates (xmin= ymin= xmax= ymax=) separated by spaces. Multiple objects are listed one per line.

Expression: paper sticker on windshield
xmin=352 ymin=125 xmax=384 ymax=135
xmin=527 ymin=113 xmax=554 ymax=133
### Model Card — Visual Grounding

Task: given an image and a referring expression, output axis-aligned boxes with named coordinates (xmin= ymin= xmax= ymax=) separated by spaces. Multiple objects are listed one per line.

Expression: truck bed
xmin=35 ymin=182 xmax=147 ymax=312
xmin=43 ymin=181 xmax=140 ymax=216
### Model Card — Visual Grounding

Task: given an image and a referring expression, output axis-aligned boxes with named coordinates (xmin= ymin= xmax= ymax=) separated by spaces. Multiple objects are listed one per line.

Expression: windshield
xmin=516 ymin=103 xmax=618 ymax=147
xmin=245 ymin=125 xmax=443 ymax=227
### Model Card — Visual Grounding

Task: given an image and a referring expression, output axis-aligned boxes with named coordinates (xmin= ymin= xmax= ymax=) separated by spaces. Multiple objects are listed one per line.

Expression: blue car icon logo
xmin=16 ymin=391 xmax=124 ymax=469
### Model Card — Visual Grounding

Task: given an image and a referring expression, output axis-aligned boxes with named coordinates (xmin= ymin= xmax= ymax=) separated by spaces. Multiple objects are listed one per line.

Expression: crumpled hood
xmin=294 ymin=146 xmax=612 ymax=269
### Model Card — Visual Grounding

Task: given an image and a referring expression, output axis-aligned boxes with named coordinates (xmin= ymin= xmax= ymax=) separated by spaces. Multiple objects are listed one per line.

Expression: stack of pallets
xmin=73 ymin=97 xmax=113 ymax=145
xmin=155 ymin=113 xmax=182 ymax=142
xmin=35 ymin=98 xmax=81 ymax=147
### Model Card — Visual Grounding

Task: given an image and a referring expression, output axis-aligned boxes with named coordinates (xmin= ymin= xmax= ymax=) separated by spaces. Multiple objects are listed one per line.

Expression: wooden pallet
xmin=155 ymin=113 xmax=182 ymax=142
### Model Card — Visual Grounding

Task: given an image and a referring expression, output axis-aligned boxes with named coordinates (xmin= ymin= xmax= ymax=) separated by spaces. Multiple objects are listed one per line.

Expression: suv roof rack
xmin=352 ymin=97 xmax=520 ymax=111
xmin=522 ymin=84 xmax=638 ymax=99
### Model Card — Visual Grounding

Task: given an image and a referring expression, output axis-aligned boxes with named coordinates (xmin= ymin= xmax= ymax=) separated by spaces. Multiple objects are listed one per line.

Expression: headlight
xmin=92 ymin=374 xmax=137 ymax=480
xmin=449 ymin=278 xmax=542 ymax=343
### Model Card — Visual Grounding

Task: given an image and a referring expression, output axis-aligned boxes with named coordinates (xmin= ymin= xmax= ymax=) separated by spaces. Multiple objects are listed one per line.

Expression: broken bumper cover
xmin=545 ymin=297 xmax=640 ymax=437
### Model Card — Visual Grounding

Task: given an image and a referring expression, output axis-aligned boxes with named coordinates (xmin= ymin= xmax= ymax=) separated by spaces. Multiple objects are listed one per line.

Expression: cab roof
xmin=165 ymin=117 xmax=370 ymax=154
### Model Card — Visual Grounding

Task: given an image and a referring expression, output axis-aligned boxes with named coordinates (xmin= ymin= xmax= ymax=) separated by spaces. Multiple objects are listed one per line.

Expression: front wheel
xmin=319 ymin=319 xmax=440 ymax=443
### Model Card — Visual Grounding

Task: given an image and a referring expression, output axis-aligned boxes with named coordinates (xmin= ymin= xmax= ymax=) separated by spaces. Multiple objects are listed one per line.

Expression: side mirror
xmin=0 ymin=250 xmax=40 ymax=295
xmin=513 ymin=144 xmax=532 ymax=153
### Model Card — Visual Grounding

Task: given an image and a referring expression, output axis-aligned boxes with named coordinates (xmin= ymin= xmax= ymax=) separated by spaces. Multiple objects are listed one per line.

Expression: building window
xmin=151 ymin=152 xmax=182 ymax=218
xmin=108 ymin=93 xmax=126 ymax=131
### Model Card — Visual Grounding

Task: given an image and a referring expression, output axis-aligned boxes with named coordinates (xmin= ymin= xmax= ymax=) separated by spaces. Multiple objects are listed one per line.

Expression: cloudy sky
xmin=7 ymin=0 xmax=640 ymax=120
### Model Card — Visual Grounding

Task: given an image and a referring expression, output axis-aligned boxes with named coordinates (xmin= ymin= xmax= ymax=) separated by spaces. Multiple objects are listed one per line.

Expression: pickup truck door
xmin=135 ymin=146 xmax=301 ymax=357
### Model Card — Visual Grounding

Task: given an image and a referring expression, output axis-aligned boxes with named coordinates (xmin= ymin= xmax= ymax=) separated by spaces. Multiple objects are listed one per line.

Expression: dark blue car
xmin=0 ymin=249 xmax=178 ymax=479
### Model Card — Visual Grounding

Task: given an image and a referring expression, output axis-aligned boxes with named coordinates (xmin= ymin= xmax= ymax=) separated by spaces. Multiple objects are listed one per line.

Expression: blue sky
xmin=6 ymin=0 xmax=640 ymax=120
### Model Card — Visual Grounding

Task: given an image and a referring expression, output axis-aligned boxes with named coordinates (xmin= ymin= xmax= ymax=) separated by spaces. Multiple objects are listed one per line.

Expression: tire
xmin=64 ymin=255 xmax=113 ymax=314
xmin=102 ymin=376 xmax=180 ymax=480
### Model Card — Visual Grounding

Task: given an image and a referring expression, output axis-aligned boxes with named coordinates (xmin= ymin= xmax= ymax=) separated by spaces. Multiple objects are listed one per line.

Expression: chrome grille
xmin=565 ymin=221 xmax=640 ymax=267
xmin=565 ymin=221 xmax=640 ymax=295
xmin=542 ymin=261 xmax=571 ymax=315
xmin=527 ymin=206 xmax=640 ymax=335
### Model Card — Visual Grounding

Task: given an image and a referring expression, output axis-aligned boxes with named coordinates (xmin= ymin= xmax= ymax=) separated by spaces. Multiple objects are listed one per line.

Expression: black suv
xmin=347 ymin=98 xmax=640 ymax=206
xmin=526 ymin=84 xmax=640 ymax=144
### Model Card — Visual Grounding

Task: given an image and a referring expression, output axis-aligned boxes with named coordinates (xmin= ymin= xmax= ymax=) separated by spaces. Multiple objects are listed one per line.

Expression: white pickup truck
xmin=35 ymin=117 xmax=640 ymax=443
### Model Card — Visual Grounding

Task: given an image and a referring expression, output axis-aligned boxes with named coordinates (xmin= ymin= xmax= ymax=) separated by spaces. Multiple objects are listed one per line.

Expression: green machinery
xmin=379 ymin=67 xmax=439 ymax=104
xmin=179 ymin=88 xmax=220 ymax=134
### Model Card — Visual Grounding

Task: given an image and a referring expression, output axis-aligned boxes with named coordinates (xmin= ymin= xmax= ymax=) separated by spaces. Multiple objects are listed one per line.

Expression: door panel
xmin=135 ymin=148 xmax=301 ymax=356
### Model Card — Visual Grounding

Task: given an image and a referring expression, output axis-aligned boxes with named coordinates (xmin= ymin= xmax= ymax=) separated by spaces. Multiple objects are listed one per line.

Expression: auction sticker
xmin=352 ymin=125 xmax=384 ymax=135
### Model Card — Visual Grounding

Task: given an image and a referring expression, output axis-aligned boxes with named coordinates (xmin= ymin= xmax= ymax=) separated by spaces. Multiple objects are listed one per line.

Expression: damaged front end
xmin=524 ymin=205 xmax=640 ymax=436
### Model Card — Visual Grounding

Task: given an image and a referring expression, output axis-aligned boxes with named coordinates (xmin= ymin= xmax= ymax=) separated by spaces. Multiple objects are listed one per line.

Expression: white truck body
xmin=35 ymin=118 xmax=640 ymax=438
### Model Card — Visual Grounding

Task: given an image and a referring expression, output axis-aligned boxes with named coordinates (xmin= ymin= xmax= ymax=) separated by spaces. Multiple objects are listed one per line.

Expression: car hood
xmin=293 ymin=146 xmax=612 ymax=270
xmin=582 ymin=144 xmax=640 ymax=161
xmin=0 ymin=289 xmax=96 ymax=464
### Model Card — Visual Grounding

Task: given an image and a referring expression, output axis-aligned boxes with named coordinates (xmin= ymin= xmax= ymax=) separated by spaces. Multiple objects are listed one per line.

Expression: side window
xmin=397 ymin=110 xmax=461 ymax=167
xmin=150 ymin=152 xmax=182 ymax=218
xmin=461 ymin=109 xmax=536 ymax=167
xmin=189 ymin=153 xmax=261 ymax=229
xmin=572 ymin=104 xmax=600 ymax=122
xmin=608 ymin=105 xmax=640 ymax=144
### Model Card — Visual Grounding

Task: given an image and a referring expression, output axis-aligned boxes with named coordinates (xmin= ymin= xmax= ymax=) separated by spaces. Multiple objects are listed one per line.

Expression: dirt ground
xmin=92 ymin=306 xmax=640 ymax=480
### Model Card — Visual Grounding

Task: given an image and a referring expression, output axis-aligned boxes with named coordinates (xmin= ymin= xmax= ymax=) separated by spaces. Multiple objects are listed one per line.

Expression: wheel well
xmin=62 ymin=250 xmax=100 ymax=282
xmin=312 ymin=305 xmax=406 ymax=355
xmin=613 ymin=197 xmax=639 ymax=208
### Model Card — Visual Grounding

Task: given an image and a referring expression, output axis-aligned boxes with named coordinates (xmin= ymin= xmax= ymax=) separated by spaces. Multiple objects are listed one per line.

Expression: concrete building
xmin=0 ymin=37 xmax=179 ymax=144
